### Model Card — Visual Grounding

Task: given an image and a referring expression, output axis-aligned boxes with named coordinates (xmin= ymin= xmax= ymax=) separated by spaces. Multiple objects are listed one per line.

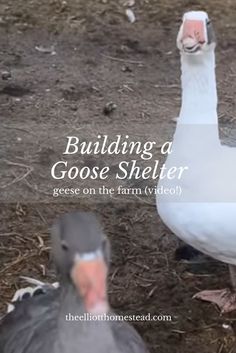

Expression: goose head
xmin=51 ymin=211 xmax=110 ymax=315
xmin=177 ymin=11 xmax=216 ymax=55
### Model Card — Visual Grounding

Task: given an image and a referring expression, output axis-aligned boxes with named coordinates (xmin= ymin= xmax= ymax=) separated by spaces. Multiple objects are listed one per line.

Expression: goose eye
xmin=61 ymin=241 xmax=69 ymax=251
xmin=206 ymin=20 xmax=211 ymax=25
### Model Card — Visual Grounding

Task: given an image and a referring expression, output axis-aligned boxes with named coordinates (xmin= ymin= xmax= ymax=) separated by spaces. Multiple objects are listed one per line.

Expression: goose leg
xmin=193 ymin=264 xmax=236 ymax=313
xmin=229 ymin=264 xmax=236 ymax=289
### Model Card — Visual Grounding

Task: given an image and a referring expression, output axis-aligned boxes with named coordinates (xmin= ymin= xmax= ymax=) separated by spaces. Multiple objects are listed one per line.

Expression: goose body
xmin=156 ymin=11 xmax=236 ymax=312
xmin=158 ymin=203 xmax=236 ymax=264
xmin=1 ymin=288 xmax=145 ymax=353
xmin=158 ymin=123 xmax=236 ymax=264
xmin=0 ymin=212 xmax=148 ymax=353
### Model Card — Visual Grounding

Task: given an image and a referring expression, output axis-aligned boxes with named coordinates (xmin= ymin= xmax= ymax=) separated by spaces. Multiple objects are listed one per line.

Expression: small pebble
xmin=1 ymin=70 xmax=11 ymax=80
xmin=125 ymin=9 xmax=136 ymax=23
xmin=122 ymin=65 xmax=132 ymax=73
xmin=103 ymin=102 xmax=117 ymax=115
xmin=35 ymin=45 xmax=56 ymax=55
xmin=222 ymin=323 xmax=231 ymax=330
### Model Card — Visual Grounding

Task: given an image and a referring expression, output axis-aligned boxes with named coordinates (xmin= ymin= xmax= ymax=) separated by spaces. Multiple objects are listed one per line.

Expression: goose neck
xmin=55 ymin=283 xmax=116 ymax=353
xmin=179 ymin=51 xmax=218 ymax=125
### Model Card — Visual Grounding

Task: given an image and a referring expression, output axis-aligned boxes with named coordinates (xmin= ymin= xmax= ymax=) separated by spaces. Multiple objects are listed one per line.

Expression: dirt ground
xmin=1 ymin=0 xmax=236 ymax=352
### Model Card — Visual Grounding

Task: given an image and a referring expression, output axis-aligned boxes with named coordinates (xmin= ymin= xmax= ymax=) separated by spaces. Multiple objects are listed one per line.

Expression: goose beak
xmin=71 ymin=255 xmax=109 ymax=315
xmin=182 ymin=19 xmax=206 ymax=52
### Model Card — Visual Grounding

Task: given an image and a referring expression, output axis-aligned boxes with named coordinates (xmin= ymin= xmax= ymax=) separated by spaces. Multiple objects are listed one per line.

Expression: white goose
xmin=156 ymin=11 xmax=236 ymax=313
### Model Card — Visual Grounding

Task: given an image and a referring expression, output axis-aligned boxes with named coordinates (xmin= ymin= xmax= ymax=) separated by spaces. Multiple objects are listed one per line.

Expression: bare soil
xmin=1 ymin=1 xmax=236 ymax=352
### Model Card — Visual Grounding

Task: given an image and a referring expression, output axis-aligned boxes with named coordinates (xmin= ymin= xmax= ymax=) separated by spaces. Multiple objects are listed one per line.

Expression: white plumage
xmin=156 ymin=11 xmax=236 ymax=312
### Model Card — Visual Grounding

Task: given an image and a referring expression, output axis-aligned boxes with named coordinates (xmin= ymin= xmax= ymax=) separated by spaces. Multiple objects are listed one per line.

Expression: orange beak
xmin=71 ymin=256 xmax=109 ymax=314
xmin=182 ymin=19 xmax=206 ymax=44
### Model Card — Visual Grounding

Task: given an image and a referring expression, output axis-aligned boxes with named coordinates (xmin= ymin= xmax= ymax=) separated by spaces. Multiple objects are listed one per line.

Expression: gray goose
xmin=0 ymin=212 xmax=148 ymax=353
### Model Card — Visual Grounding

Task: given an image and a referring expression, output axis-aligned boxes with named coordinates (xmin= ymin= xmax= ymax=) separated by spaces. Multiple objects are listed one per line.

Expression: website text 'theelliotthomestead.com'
xmin=65 ymin=312 xmax=172 ymax=322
